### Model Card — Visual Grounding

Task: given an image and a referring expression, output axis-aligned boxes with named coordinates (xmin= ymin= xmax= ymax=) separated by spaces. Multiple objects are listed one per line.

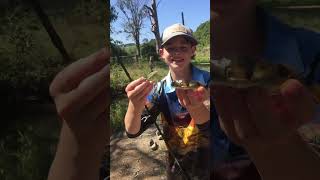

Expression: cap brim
xmin=161 ymin=32 xmax=198 ymax=47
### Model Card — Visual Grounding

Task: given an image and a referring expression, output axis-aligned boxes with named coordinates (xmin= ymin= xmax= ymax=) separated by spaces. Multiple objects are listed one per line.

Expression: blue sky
xmin=110 ymin=0 xmax=210 ymax=44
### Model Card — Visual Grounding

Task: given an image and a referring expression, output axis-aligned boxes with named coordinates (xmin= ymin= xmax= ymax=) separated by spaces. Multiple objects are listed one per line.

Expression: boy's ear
xmin=159 ymin=48 xmax=164 ymax=57
xmin=191 ymin=46 xmax=196 ymax=55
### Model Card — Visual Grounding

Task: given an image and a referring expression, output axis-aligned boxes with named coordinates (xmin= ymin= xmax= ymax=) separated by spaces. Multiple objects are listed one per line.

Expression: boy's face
xmin=159 ymin=36 xmax=196 ymax=72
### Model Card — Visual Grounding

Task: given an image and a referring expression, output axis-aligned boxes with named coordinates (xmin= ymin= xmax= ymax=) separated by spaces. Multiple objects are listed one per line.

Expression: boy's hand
xmin=176 ymin=86 xmax=209 ymax=108
xmin=125 ymin=77 xmax=154 ymax=112
xmin=212 ymin=79 xmax=316 ymax=152
xmin=176 ymin=86 xmax=210 ymax=124
xmin=49 ymin=48 xmax=109 ymax=148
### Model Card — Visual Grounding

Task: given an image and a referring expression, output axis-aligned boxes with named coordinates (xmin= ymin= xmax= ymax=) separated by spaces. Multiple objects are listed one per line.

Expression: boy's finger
xmin=247 ymin=88 xmax=284 ymax=138
xmin=137 ymin=83 xmax=154 ymax=100
xmin=176 ymin=89 xmax=187 ymax=107
xmin=50 ymin=48 xmax=109 ymax=96
xmin=72 ymin=87 xmax=109 ymax=123
xmin=180 ymin=90 xmax=191 ymax=106
xmin=281 ymin=79 xmax=316 ymax=127
xmin=200 ymin=86 xmax=210 ymax=100
xmin=213 ymin=86 xmax=241 ymax=144
xmin=128 ymin=81 xmax=151 ymax=99
xmin=125 ymin=77 xmax=147 ymax=92
xmin=231 ymin=89 xmax=258 ymax=143
xmin=55 ymin=64 xmax=109 ymax=118
xmin=187 ymin=89 xmax=204 ymax=102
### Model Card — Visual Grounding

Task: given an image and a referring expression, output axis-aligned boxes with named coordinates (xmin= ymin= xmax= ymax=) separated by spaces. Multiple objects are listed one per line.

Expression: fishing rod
xmin=25 ymin=0 xmax=73 ymax=63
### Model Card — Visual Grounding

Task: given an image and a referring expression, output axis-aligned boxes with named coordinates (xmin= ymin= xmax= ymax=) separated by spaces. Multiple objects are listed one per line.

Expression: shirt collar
xmin=261 ymin=8 xmax=305 ymax=75
xmin=163 ymin=65 xmax=207 ymax=93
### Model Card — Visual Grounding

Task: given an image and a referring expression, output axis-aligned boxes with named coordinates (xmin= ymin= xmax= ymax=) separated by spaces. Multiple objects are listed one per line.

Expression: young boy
xmin=124 ymin=23 xmax=211 ymax=179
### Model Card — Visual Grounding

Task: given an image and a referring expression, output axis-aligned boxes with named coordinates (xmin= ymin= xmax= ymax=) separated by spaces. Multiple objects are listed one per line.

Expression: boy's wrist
xmin=128 ymin=101 xmax=145 ymax=114
xmin=187 ymin=104 xmax=210 ymax=124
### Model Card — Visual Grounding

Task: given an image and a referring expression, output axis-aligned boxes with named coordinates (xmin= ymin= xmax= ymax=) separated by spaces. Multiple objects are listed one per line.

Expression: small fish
xmin=147 ymin=71 xmax=158 ymax=80
xmin=172 ymin=80 xmax=203 ymax=90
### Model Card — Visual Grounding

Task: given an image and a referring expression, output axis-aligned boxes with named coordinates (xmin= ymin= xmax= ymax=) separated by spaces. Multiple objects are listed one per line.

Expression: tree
xmin=116 ymin=0 xmax=148 ymax=59
xmin=141 ymin=39 xmax=157 ymax=58
xmin=144 ymin=0 xmax=161 ymax=55
xmin=110 ymin=5 xmax=118 ymax=25
xmin=193 ymin=20 xmax=210 ymax=48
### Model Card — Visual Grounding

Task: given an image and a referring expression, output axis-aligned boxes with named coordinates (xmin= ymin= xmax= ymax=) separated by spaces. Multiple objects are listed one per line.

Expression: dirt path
xmin=110 ymin=126 xmax=167 ymax=180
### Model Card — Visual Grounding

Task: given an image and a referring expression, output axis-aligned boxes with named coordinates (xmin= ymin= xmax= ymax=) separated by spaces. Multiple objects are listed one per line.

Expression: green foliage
xmin=70 ymin=0 xmax=106 ymax=24
xmin=0 ymin=5 xmax=64 ymax=106
xmin=123 ymin=44 xmax=137 ymax=56
xmin=0 ymin=124 xmax=58 ymax=180
xmin=141 ymin=39 xmax=158 ymax=59
xmin=110 ymin=62 xmax=129 ymax=94
xmin=111 ymin=40 xmax=128 ymax=57
xmin=111 ymin=98 xmax=127 ymax=132
xmin=193 ymin=20 xmax=210 ymax=62
xmin=193 ymin=21 xmax=210 ymax=49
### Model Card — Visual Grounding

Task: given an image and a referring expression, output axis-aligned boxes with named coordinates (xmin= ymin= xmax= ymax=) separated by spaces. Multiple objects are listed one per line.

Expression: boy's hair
xmin=161 ymin=23 xmax=198 ymax=48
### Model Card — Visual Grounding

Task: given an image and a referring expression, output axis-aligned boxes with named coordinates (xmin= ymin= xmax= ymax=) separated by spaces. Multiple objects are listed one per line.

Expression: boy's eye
xmin=166 ymin=46 xmax=188 ymax=53
xmin=167 ymin=48 xmax=175 ymax=52
xmin=180 ymin=47 xmax=187 ymax=51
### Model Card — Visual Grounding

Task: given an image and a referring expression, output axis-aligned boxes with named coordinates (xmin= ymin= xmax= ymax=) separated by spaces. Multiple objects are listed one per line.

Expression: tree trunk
xmin=145 ymin=0 xmax=161 ymax=55
xmin=151 ymin=0 xmax=161 ymax=54
xmin=134 ymin=28 xmax=141 ymax=59
xmin=135 ymin=37 xmax=141 ymax=59
xmin=149 ymin=56 xmax=154 ymax=72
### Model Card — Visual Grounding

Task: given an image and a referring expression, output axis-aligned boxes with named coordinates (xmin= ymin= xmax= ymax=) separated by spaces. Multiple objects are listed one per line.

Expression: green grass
xmin=0 ymin=104 xmax=60 ymax=180
xmin=194 ymin=45 xmax=210 ymax=63
xmin=111 ymin=96 xmax=128 ymax=132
